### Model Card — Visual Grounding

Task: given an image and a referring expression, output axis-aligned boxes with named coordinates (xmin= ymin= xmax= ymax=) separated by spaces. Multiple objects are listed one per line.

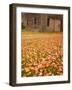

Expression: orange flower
xmin=25 ymin=67 xmax=30 ymax=72
xmin=22 ymin=32 xmax=63 ymax=76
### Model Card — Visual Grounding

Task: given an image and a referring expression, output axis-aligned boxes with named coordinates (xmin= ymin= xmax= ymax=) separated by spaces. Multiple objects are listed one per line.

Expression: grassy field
xmin=21 ymin=32 xmax=63 ymax=77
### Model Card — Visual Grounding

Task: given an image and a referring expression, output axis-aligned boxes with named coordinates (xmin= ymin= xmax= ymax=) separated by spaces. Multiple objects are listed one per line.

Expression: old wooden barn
xmin=21 ymin=13 xmax=63 ymax=32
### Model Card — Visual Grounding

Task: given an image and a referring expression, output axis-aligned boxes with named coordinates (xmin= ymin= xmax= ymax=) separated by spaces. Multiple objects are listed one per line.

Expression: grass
xmin=22 ymin=30 xmax=63 ymax=35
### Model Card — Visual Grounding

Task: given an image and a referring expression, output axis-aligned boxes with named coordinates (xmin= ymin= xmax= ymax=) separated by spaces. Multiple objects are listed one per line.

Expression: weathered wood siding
xmin=22 ymin=13 xmax=63 ymax=32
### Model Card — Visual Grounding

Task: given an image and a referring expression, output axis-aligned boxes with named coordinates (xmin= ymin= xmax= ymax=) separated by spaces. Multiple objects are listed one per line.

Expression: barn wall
xmin=54 ymin=19 xmax=61 ymax=32
xmin=22 ymin=13 xmax=63 ymax=32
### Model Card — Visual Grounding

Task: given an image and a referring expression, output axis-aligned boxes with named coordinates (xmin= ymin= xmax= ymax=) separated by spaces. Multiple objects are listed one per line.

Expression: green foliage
xmin=46 ymin=66 xmax=57 ymax=75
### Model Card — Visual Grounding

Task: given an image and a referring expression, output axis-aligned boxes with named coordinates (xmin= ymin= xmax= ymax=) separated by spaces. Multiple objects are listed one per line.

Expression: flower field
xmin=21 ymin=32 xmax=63 ymax=77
